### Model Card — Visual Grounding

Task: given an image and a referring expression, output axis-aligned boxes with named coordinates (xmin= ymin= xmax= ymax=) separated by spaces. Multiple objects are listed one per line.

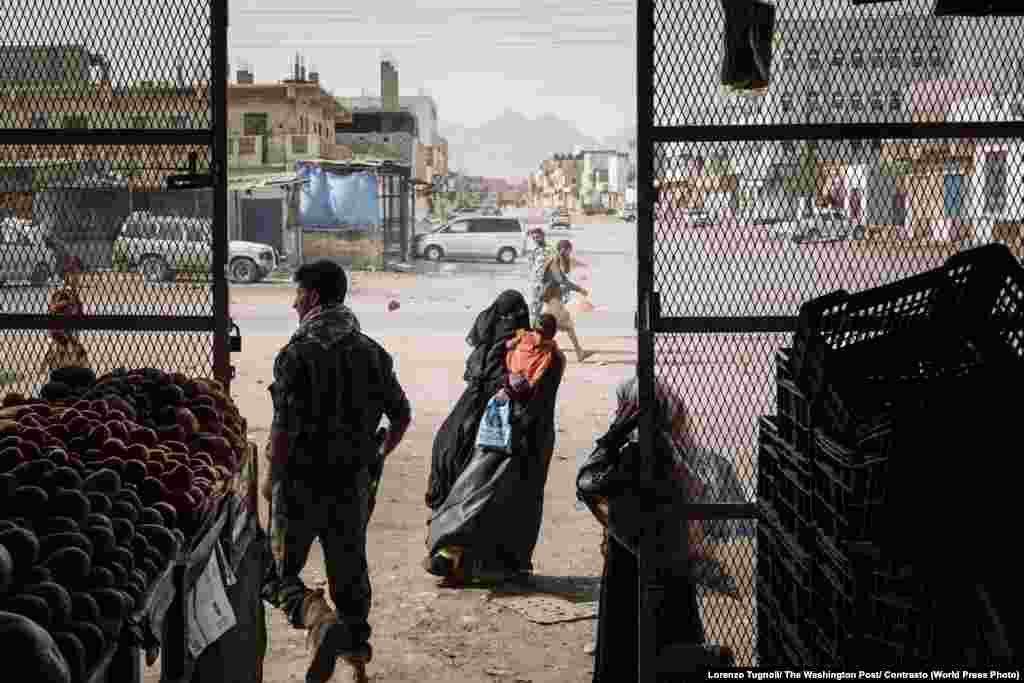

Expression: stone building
xmin=228 ymin=59 xmax=353 ymax=170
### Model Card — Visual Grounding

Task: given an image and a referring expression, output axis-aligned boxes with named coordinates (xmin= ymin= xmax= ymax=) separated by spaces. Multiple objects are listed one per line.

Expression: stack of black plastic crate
xmin=757 ymin=243 xmax=1024 ymax=668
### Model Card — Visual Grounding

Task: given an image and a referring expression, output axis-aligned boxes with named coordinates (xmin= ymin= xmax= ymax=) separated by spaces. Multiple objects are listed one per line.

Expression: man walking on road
xmin=264 ymin=260 xmax=412 ymax=683
xmin=527 ymin=226 xmax=557 ymax=326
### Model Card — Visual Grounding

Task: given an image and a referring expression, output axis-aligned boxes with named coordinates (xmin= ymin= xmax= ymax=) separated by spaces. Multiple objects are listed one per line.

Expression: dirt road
xmin=142 ymin=319 xmax=638 ymax=682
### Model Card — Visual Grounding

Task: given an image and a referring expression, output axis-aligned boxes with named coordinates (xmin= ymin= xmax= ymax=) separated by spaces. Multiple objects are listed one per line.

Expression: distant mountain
xmin=601 ymin=125 xmax=637 ymax=155
xmin=440 ymin=110 xmax=633 ymax=179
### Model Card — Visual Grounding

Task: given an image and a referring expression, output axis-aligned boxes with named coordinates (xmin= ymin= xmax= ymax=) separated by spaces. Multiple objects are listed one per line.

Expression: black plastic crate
xmin=756 ymin=440 xmax=775 ymax=502
xmin=804 ymin=611 xmax=846 ymax=668
xmin=791 ymin=244 xmax=1024 ymax=439
xmin=847 ymin=544 xmax=938 ymax=661
xmin=809 ymin=528 xmax=857 ymax=653
xmin=758 ymin=421 xmax=813 ymax=541
xmin=775 ymin=412 xmax=812 ymax=458
xmin=776 ymin=378 xmax=811 ymax=429
xmin=759 ymin=415 xmax=812 ymax=478
xmin=757 ymin=596 xmax=813 ymax=668
xmin=772 ymin=455 xmax=814 ymax=541
xmin=757 ymin=504 xmax=813 ymax=625
xmin=812 ymin=429 xmax=893 ymax=541
xmin=846 ymin=635 xmax=926 ymax=668
xmin=776 ymin=347 xmax=793 ymax=385
xmin=775 ymin=379 xmax=814 ymax=455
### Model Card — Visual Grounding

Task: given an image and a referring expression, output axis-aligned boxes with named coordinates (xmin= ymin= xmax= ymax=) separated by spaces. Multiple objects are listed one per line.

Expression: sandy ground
xmin=137 ymin=315 xmax=634 ymax=682
xmin=121 ymin=274 xmax=761 ymax=682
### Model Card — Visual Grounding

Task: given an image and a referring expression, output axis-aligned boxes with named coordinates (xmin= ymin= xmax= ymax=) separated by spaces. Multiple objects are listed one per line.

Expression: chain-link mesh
xmin=643 ymin=0 xmax=1023 ymax=669
xmin=0 ymin=329 xmax=214 ymax=396
xmin=0 ymin=1 xmax=213 ymax=129
xmin=1 ymin=0 xmax=225 ymax=398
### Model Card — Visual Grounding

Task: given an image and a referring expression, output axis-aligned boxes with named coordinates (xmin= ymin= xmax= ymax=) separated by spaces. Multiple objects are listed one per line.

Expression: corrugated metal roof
xmin=227 ymin=171 xmax=307 ymax=191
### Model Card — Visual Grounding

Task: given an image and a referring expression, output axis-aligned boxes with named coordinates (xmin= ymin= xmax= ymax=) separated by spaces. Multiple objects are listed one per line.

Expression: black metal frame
xmin=635 ymin=1 xmax=659 ymax=680
xmin=637 ymin=0 xmax=1023 ymax=676
xmin=0 ymin=1 xmax=231 ymax=396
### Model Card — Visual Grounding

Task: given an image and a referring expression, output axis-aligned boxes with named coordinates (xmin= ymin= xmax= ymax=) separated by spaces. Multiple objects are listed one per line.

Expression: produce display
xmin=0 ymin=366 xmax=250 ymax=683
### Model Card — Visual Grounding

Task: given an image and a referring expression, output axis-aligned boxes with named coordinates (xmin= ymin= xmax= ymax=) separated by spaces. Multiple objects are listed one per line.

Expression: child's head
xmin=537 ymin=314 xmax=557 ymax=340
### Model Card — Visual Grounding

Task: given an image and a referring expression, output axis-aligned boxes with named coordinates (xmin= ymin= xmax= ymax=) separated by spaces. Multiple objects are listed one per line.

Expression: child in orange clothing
xmin=504 ymin=313 xmax=559 ymax=400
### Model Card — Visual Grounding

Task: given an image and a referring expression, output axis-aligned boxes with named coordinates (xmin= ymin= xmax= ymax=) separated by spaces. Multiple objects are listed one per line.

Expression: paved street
xmin=1 ymin=220 xmax=959 ymax=338
xmin=236 ymin=220 xmax=639 ymax=337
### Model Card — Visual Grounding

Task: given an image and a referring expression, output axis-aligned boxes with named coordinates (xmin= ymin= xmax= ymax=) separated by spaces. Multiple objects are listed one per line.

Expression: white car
xmin=792 ymin=210 xmax=865 ymax=243
xmin=412 ymin=216 xmax=528 ymax=264
xmin=0 ymin=220 xmax=58 ymax=286
xmin=115 ymin=211 xmax=278 ymax=283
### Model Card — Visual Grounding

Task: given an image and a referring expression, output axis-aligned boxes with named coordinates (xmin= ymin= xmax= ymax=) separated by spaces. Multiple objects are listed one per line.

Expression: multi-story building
xmin=768 ymin=15 xmax=951 ymax=125
xmin=0 ymin=44 xmax=107 ymax=85
xmin=528 ymin=157 xmax=581 ymax=211
xmin=338 ymin=77 xmax=448 ymax=212
xmin=0 ymin=45 xmax=208 ymax=201
xmin=228 ymin=59 xmax=353 ymax=171
xmin=577 ymin=149 xmax=630 ymax=210
xmin=737 ymin=14 xmax=954 ymax=225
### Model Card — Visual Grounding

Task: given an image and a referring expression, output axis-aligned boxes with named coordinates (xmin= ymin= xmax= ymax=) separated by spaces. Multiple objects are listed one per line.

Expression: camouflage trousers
xmin=263 ymin=471 xmax=372 ymax=647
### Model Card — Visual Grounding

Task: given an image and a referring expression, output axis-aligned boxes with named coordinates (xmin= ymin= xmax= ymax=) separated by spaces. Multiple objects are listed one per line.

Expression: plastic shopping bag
xmin=475 ymin=394 xmax=512 ymax=453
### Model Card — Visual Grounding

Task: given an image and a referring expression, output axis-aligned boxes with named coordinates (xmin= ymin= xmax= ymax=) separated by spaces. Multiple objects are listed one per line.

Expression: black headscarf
xmin=426 ymin=290 xmax=531 ymax=510
xmin=464 ymin=290 xmax=530 ymax=388
xmin=466 ymin=289 xmax=530 ymax=349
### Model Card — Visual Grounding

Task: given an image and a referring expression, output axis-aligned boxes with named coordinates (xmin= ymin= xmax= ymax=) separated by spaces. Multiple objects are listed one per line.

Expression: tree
xmin=706 ymin=150 xmax=734 ymax=178
xmin=780 ymin=141 xmax=827 ymax=214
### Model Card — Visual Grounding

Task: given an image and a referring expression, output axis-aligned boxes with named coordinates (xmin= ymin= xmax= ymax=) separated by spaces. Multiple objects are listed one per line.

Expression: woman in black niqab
xmin=425 ymin=290 xmax=531 ymax=511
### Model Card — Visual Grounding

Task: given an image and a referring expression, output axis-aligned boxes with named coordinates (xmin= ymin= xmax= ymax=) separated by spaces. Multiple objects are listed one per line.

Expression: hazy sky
xmin=228 ymin=0 xmax=637 ymax=139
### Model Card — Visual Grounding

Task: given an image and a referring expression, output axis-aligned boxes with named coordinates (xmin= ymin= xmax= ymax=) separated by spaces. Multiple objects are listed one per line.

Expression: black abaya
xmin=425 ymin=290 xmax=531 ymax=510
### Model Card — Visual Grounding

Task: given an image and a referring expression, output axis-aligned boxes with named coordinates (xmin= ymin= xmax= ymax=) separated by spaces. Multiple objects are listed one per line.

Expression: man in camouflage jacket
xmin=264 ymin=260 xmax=411 ymax=683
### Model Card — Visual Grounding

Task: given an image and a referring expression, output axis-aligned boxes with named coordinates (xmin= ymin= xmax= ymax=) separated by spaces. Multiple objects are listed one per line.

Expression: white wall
xmin=950 ymin=95 xmax=1023 ymax=221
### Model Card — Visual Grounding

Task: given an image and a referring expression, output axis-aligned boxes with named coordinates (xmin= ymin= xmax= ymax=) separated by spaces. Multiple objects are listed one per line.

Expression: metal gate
xmin=637 ymin=0 xmax=1024 ymax=671
xmin=378 ymin=166 xmax=413 ymax=261
xmin=0 ymin=0 xmax=229 ymax=396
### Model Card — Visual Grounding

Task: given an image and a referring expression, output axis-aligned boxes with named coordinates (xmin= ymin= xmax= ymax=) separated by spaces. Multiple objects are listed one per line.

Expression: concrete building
xmin=336 ymin=68 xmax=449 ymax=213
xmin=381 ymin=57 xmax=399 ymax=112
xmin=343 ymin=92 xmax=438 ymax=144
xmin=769 ymin=14 xmax=952 ymax=124
xmin=528 ymin=157 xmax=581 ymax=212
xmin=740 ymin=14 xmax=956 ymax=225
xmin=579 ymin=149 xmax=630 ymax=210
xmin=228 ymin=58 xmax=353 ymax=171
xmin=0 ymin=44 xmax=107 ymax=85
xmin=0 ymin=45 xmax=206 ymax=196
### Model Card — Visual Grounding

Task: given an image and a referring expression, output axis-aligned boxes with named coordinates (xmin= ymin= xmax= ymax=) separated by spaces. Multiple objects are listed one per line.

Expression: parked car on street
xmin=115 ymin=211 xmax=278 ymax=283
xmin=548 ymin=208 xmax=571 ymax=229
xmin=792 ymin=209 xmax=866 ymax=243
xmin=681 ymin=209 xmax=713 ymax=227
xmin=0 ymin=221 xmax=58 ymax=286
xmin=412 ymin=215 xmax=527 ymax=264
xmin=758 ymin=216 xmax=803 ymax=241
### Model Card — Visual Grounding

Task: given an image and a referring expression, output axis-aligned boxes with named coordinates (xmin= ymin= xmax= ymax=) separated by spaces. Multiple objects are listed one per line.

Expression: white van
xmin=412 ymin=216 xmax=528 ymax=264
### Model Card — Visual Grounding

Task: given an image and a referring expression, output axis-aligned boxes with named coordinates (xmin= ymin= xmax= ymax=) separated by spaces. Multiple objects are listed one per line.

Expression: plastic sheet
xmin=297 ymin=165 xmax=380 ymax=229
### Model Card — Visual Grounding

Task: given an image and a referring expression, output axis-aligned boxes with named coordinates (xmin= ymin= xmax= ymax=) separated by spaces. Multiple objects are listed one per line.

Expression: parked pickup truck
xmin=115 ymin=211 xmax=278 ymax=283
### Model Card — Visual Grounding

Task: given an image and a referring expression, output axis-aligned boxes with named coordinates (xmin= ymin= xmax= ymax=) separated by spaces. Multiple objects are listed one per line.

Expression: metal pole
xmin=399 ymin=172 xmax=409 ymax=263
xmin=211 ymin=0 xmax=231 ymax=393
xmin=635 ymin=0 xmax=658 ymax=679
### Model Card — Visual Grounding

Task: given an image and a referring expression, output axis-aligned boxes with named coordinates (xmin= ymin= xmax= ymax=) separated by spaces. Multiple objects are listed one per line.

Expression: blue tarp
xmin=296 ymin=164 xmax=380 ymax=229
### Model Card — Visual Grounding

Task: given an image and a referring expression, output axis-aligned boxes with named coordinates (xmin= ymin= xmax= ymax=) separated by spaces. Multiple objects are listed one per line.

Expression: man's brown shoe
xmin=302 ymin=589 xmax=345 ymax=683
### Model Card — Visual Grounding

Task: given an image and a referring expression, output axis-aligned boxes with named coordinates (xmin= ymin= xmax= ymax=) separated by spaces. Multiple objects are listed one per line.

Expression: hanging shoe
xmin=302 ymin=589 xmax=348 ymax=683
xmin=340 ymin=643 xmax=372 ymax=683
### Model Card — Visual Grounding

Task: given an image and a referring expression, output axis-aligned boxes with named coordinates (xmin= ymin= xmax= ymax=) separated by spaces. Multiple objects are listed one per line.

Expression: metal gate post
xmin=211 ymin=0 xmax=231 ymax=393
xmin=399 ymin=171 xmax=409 ymax=263
xmin=0 ymin=1 xmax=228 ymax=400
xmin=635 ymin=0 xmax=660 ymax=680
